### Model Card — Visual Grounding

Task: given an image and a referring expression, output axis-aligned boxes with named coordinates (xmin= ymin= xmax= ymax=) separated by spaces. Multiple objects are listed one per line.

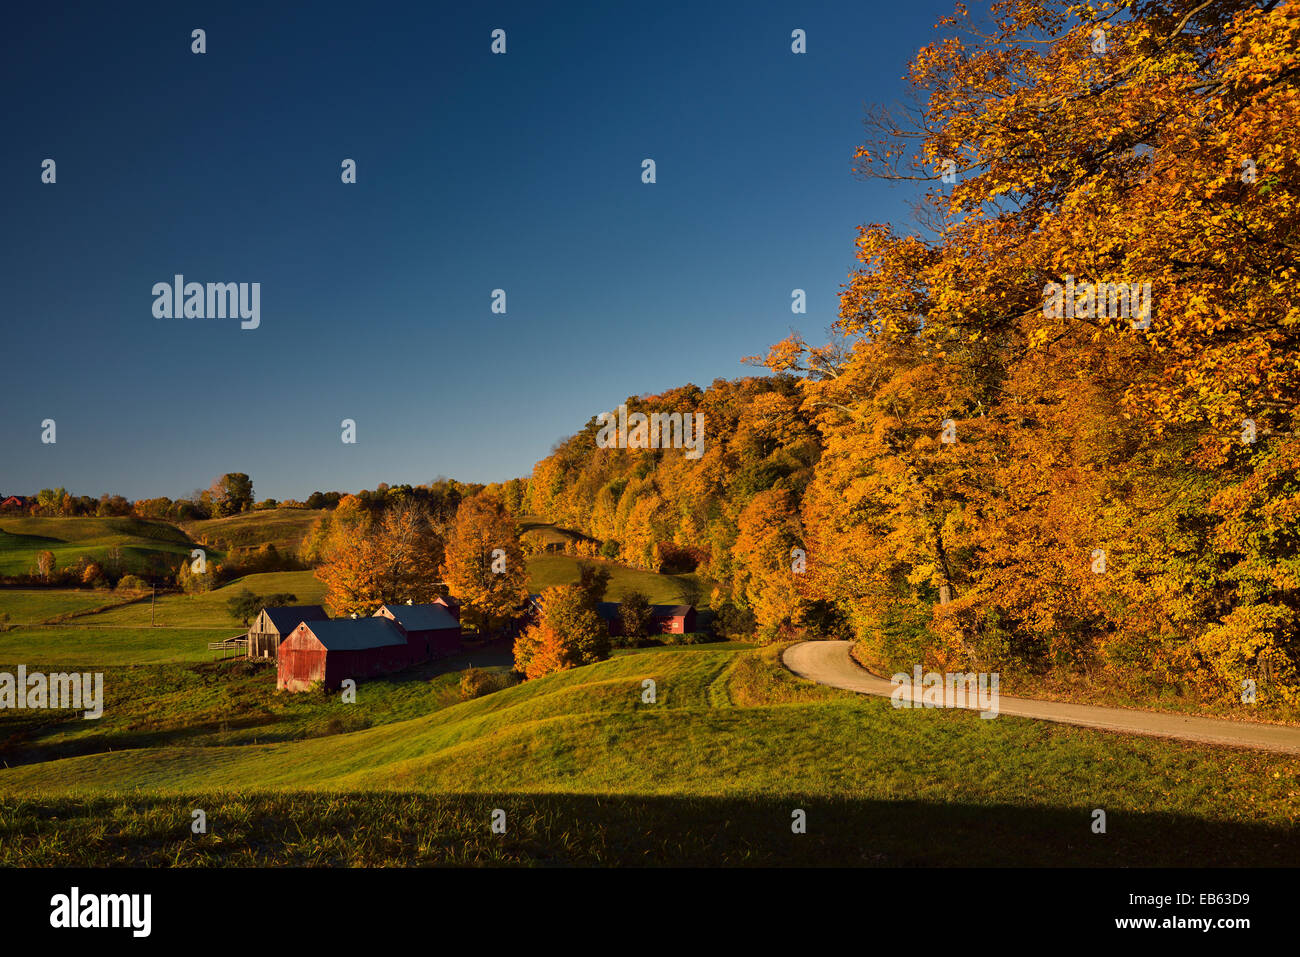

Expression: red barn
xmin=649 ymin=604 xmax=697 ymax=635
xmin=594 ymin=601 xmax=697 ymax=636
xmin=247 ymin=605 xmax=329 ymax=659
xmin=373 ymin=602 xmax=462 ymax=660
xmin=277 ymin=618 xmax=411 ymax=692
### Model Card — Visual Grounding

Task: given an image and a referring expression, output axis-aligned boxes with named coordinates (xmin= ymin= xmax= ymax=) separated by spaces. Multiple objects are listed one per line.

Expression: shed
xmin=277 ymin=618 xmax=411 ymax=692
xmin=594 ymin=601 xmax=696 ymax=636
xmin=649 ymin=604 xmax=696 ymax=634
xmin=247 ymin=605 xmax=329 ymax=659
xmin=374 ymin=602 xmax=463 ymax=660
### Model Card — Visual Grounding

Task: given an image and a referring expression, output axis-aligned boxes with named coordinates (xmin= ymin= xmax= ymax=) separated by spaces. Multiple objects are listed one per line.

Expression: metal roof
xmin=298 ymin=617 xmax=408 ymax=651
xmin=584 ymin=601 xmax=694 ymax=620
xmin=261 ymin=605 xmax=329 ymax=635
xmin=650 ymin=605 xmax=694 ymax=617
xmin=376 ymin=603 xmax=460 ymax=632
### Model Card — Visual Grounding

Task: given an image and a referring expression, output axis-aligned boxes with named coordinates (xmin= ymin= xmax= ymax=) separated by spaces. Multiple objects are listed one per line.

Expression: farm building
xmin=591 ymin=601 xmax=698 ymax=636
xmin=0 ymin=495 xmax=28 ymax=511
xmin=373 ymin=602 xmax=462 ymax=660
xmin=247 ymin=605 xmax=329 ymax=659
xmin=431 ymin=594 xmax=462 ymax=620
xmin=277 ymin=617 xmax=412 ymax=692
xmin=648 ymin=604 xmax=696 ymax=634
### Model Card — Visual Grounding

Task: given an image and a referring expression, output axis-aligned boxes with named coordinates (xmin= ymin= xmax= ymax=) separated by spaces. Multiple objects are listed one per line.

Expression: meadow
xmin=0 ymin=516 xmax=196 ymax=576
xmin=0 ymin=644 xmax=1295 ymax=866
xmin=180 ymin=507 xmax=325 ymax=552
xmin=0 ymin=571 xmax=326 ymax=665
xmin=0 ymin=515 xmax=1294 ymax=868
xmin=526 ymin=554 xmax=708 ymax=606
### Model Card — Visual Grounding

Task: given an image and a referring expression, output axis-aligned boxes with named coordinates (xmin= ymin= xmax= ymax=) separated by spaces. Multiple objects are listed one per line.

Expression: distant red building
xmin=0 ymin=495 xmax=28 ymax=512
xmin=592 ymin=601 xmax=697 ymax=636
xmin=649 ymin=604 xmax=697 ymax=634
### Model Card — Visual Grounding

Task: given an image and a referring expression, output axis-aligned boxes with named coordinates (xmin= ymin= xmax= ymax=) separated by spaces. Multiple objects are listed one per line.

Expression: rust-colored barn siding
xmin=324 ymin=644 xmax=411 ymax=687
xmin=277 ymin=619 xmax=412 ymax=692
xmin=650 ymin=606 xmax=697 ymax=634
xmin=248 ymin=605 xmax=329 ymax=659
xmin=277 ymin=629 xmax=328 ymax=691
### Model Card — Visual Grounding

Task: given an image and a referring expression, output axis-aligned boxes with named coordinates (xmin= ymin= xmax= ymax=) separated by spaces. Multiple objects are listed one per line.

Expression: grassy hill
xmin=0 ymin=516 xmax=197 ymax=576
xmin=0 ymin=571 xmax=325 ymax=665
xmin=0 ymin=588 xmax=136 ymax=624
xmin=0 ymin=644 xmax=1295 ymax=865
xmin=0 ymin=643 xmax=516 ymax=767
xmin=180 ymin=507 xmax=324 ymax=553
xmin=526 ymin=554 xmax=708 ymax=607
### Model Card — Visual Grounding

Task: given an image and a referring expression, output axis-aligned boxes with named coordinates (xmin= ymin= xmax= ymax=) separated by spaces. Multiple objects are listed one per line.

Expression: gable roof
xmin=261 ymin=605 xmax=329 ymax=635
xmin=299 ymin=617 xmax=408 ymax=651
xmin=594 ymin=601 xmax=693 ymax=619
xmin=650 ymin=605 xmax=694 ymax=618
xmin=377 ymin=603 xmax=460 ymax=632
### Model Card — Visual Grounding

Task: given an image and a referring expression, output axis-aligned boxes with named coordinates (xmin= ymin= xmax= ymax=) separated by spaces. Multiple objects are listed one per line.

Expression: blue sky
xmin=0 ymin=0 xmax=960 ymax=501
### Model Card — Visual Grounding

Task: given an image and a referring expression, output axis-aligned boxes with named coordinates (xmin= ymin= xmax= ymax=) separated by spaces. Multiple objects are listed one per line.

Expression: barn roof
xmin=650 ymin=605 xmax=693 ymax=617
xmin=262 ymin=605 xmax=329 ymax=634
xmin=377 ymin=603 xmax=460 ymax=632
xmin=300 ymin=618 xmax=408 ymax=651
xmin=594 ymin=602 xmax=693 ymax=619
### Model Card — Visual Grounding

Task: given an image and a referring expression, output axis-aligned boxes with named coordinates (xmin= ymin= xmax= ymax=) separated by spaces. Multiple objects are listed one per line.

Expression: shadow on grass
xmin=0 ymin=791 xmax=1293 ymax=867
xmin=0 ymin=648 xmax=520 ymax=765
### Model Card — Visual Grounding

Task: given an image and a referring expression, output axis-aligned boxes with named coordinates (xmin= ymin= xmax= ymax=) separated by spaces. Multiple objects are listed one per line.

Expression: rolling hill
xmin=180 ymin=507 xmax=325 ymax=553
xmin=0 ymin=516 xmax=197 ymax=576
xmin=0 ymin=645 xmax=1295 ymax=866
xmin=0 ymin=571 xmax=326 ymax=665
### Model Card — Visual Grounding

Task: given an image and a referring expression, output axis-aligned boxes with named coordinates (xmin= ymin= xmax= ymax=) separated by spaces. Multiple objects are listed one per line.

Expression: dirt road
xmin=783 ymin=640 xmax=1300 ymax=755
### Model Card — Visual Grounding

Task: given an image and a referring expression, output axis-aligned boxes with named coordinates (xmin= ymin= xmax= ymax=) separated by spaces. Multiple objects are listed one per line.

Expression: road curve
xmin=783 ymin=640 xmax=1300 ymax=755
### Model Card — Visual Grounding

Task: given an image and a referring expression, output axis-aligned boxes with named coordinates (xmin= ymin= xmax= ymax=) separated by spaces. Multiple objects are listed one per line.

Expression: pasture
xmin=0 ymin=644 xmax=1296 ymax=866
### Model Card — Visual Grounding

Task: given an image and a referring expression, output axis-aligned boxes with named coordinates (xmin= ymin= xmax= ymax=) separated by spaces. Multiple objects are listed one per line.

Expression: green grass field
xmin=0 ymin=571 xmax=326 ymax=666
xmin=0 ymin=644 xmax=516 ymax=767
xmin=526 ymin=554 xmax=708 ymax=606
xmin=180 ymin=507 xmax=324 ymax=552
xmin=0 ymin=588 xmax=136 ymax=624
xmin=0 ymin=644 xmax=1295 ymax=865
xmin=75 ymin=571 xmax=324 ymax=629
xmin=0 ymin=548 xmax=701 ymax=668
xmin=0 ymin=516 xmax=198 ymax=576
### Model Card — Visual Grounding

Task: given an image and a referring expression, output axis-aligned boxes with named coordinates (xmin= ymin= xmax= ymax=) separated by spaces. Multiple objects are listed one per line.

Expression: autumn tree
xmin=732 ymin=488 xmax=809 ymax=641
xmin=618 ymin=589 xmax=653 ymax=642
xmin=315 ymin=501 xmax=444 ymax=616
xmin=757 ymin=0 xmax=1300 ymax=698
xmin=208 ymin=473 xmax=254 ymax=518
xmin=177 ymin=555 xmax=214 ymax=594
xmin=440 ymin=494 xmax=529 ymax=635
xmin=35 ymin=489 xmax=66 ymax=516
xmin=513 ymin=583 xmax=610 ymax=679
